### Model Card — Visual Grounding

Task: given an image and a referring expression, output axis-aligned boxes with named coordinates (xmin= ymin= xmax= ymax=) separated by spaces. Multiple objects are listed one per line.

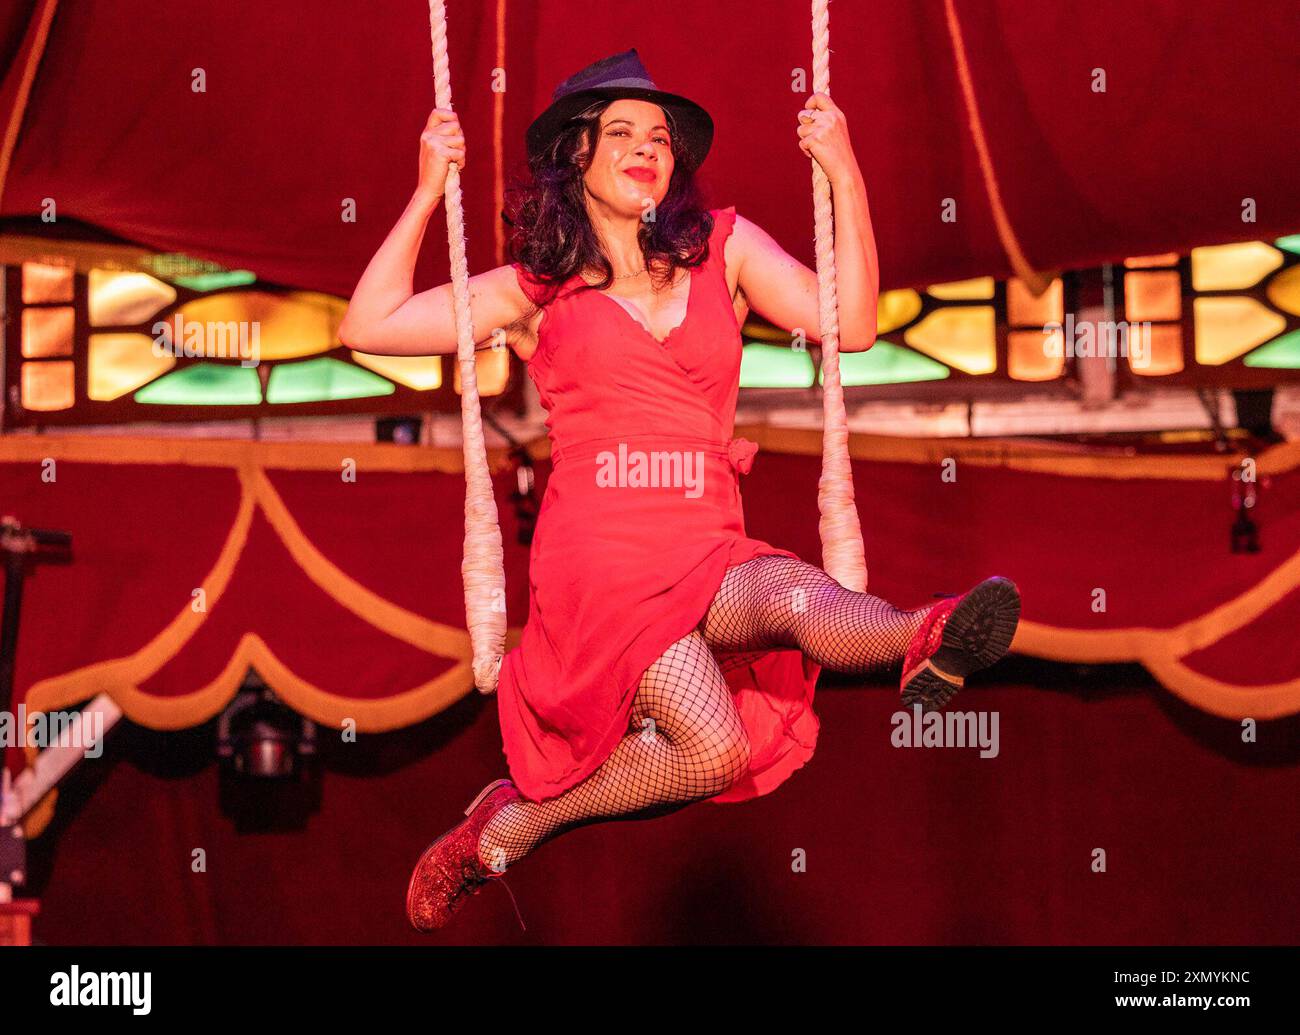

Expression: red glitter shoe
xmin=405 ymin=778 xmax=521 ymax=932
xmin=901 ymin=576 xmax=1021 ymax=711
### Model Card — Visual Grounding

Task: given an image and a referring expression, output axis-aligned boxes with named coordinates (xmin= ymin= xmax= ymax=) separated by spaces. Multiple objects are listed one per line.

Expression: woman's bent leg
xmin=477 ymin=629 xmax=749 ymax=871
xmin=699 ymin=554 xmax=930 ymax=675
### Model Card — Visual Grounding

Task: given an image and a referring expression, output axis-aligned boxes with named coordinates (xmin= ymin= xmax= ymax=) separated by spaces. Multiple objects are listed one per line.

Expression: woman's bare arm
xmin=337 ymin=109 xmax=534 ymax=357
xmin=339 ymin=211 xmax=531 ymax=357
xmin=731 ymin=93 xmax=879 ymax=351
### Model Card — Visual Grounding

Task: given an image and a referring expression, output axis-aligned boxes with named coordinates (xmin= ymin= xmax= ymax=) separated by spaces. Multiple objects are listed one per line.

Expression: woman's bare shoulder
xmin=728 ymin=209 xmax=766 ymax=257
xmin=721 ymin=209 xmax=758 ymax=295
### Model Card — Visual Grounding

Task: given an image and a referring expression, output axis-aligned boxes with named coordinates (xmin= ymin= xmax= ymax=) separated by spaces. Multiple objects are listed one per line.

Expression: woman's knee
xmin=634 ymin=632 xmax=752 ymax=792
xmin=691 ymin=721 xmax=752 ymax=794
xmin=747 ymin=557 xmax=838 ymax=635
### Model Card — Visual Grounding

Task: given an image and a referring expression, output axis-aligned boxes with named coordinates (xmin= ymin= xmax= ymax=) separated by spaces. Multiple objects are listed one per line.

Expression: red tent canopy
xmin=2 ymin=0 xmax=1297 ymax=297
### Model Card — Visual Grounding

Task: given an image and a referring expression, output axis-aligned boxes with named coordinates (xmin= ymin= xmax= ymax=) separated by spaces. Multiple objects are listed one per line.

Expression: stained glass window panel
xmin=136 ymin=363 xmax=263 ymax=405
xmin=88 ymin=270 xmax=177 ymax=326
xmin=1243 ymin=330 xmax=1300 ymax=369
xmin=1128 ymin=323 xmax=1183 ymax=376
xmin=170 ymin=290 xmax=345 ymax=361
xmin=22 ymin=262 xmax=73 ymax=303
xmin=1123 ymin=253 xmax=1180 ymax=269
xmin=831 ymin=342 xmax=949 ymax=386
xmin=1007 ymin=330 xmax=1065 ymax=381
xmin=876 ymin=289 xmax=923 ymax=333
xmin=739 ymin=344 xmax=815 ymax=388
xmin=1193 ymin=297 xmax=1287 ymax=365
xmin=926 ymin=277 xmax=994 ymax=300
xmin=1007 ymin=277 xmax=1063 ymax=327
xmin=1273 ymin=235 xmax=1300 ymax=257
xmin=902 ymin=307 xmax=997 ymax=374
xmin=21 ymin=306 xmax=74 ymax=357
xmin=1191 ymin=241 xmax=1282 ymax=291
xmin=21 ymin=361 xmax=74 ymax=410
xmin=1264 ymin=265 xmax=1300 ymax=317
xmin=88 ymin=334 xmax=177 ymax=401
xmin=1124 ymin=271 xmax=1181 ymax=322
xmin=266 ymin=357 xmax=394 ymax=403
xmin=353 ymin=352 xmax=443 ymax=391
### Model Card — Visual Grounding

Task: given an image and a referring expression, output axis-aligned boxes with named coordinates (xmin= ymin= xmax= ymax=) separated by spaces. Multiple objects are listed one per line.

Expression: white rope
xmin=430 ymin=1 xmax=506 ymax=693
xmin=811 ymin=0 xmax=868 ymax=591
xmin=425 ymin=0 xmax=867 ymax=697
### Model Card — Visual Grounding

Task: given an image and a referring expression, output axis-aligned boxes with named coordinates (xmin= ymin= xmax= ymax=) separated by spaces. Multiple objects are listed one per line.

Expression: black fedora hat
xmin=525 ymin=48 xmax=714 ymax=171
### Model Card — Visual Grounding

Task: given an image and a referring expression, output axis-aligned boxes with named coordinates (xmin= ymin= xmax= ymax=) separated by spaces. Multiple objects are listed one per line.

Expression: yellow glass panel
xmin=22 ymin=262 xmax=73 ymax=303
xmin=169 ymin=290 xmax=345 ymax=360
xmin=1194 ymin=297 xmax=1287 ymax=365
xmin=1007 ymin=276 xmax=1063 ymax=327
xmin=22 ymin=361 xmax=74 ymax=411
xmin=453 ymin=347 xmax=510 ymax=395
xmin=88 ymin=270 xmax=177 ymax=326
xmin=1128 ymin=323 xmax=1183 ymax=376
xmin=1124 ymin=253 xmax=1179 ymax=269
xmin=1191 ymin=241 xmax=1282 ymax=291
xmin=22 ymin=306 xmax=74 ymax=357
xmin=876 ymin=288 xmax=923 ymax=334
xmin=88 ymin=333 xmax=177 ymax=400
xmin=1265 ymin=264 xmax=1300 ymax=316
xmin=902 ymin=306 xmax=996 ymax=374
xmin=1007 ymin=330 xmax=1064 ymax=381
xmin=353 ymin=351 xmax=443 ymax=391
xmin=1124 ymin=271 xmax=1181 ymax=322
xmin=925 ymin=277 xmax=994 ymax=300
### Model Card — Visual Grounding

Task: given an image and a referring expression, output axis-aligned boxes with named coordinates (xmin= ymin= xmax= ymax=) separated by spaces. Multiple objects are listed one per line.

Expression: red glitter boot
xmin=901 ymin=576 xmax=1021 ymax=711
xmin=405 ymin=778 xmax=521 ymax=932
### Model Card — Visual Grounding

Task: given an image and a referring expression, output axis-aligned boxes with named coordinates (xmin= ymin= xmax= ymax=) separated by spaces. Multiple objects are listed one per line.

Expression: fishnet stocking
xmin=477 ymin=556 xmax=932 ymax=872
xmin=700 ymin=554 xmax=931 ymax=675
xmin=477 ymin=630 xmax=748 ymax=871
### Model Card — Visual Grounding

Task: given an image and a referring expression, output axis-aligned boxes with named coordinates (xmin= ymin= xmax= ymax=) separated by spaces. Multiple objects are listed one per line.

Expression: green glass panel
xmin=1243 ymin=329 xmax=1300 ymax=369
xmin=739 ymin=343 xmax=815 ymax=388
xmin=173 ymin=270 xmax=258 ymax=292
xmin=822 ymin=341 xmax=951 ymax=386
xmin=135 ymin=362 xmax=261 ymax=405
xmin=1274 ymin=235 xmax=1300 ymax=256
xmin=265 ymin=357 xmax=394 ymax=403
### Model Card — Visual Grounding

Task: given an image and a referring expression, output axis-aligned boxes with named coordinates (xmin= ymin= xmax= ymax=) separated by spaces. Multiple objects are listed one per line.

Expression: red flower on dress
xmin=726 ymin=436 xmax=759 ymax=475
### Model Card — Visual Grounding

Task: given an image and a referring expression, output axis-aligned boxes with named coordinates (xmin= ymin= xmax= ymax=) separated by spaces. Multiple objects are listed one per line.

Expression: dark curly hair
xmin=503 ymin=98 xmax=715 ymax=311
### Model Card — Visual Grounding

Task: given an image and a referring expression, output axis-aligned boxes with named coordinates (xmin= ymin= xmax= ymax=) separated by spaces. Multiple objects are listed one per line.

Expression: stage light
xmin=217 ymin=677 xmax=316 ymax=779
xmin=376 ymin=416 xmax=423 ymax=444
xmin=214 ymin=674 xmax=321 ymax=831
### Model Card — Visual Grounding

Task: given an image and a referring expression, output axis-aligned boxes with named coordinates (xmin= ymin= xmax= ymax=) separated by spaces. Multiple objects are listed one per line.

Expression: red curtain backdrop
xmin=3 ymin=0 xmax=1299 ymax=296
xmin=4 ymin=433 xmax=1299 ymax=856
xmin=23 ymin=659 xmax=1300 ymax=945
xmin=4 ymin=2 xmax=1298 ymax=945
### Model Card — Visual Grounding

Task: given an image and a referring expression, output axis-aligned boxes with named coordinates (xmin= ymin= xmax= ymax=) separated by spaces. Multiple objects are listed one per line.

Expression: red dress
xmin=499 ymin=205 xmax=821 ymax=805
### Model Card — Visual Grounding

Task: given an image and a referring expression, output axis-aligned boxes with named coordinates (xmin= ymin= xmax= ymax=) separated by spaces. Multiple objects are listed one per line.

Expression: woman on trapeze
xmin=339 ymin=49 xmax=1020 ymax=931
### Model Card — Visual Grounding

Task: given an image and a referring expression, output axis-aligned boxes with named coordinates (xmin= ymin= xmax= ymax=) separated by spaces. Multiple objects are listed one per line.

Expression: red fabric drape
xmin=24 ymin=662 xmax=1300 ymax=944
xmin=4 ymin=435 xmax=1298 ymax=942
xmin=4 ymin=433 xmax=1298 ymax=804
xmin=2 ymin=1 xmax=1297 ymax=295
